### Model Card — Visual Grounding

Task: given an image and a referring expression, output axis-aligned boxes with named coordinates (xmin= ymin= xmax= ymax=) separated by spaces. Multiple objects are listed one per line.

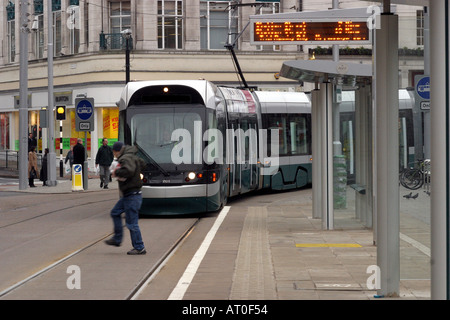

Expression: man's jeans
xmin=110 ymin=193 xmax=144 ymax=250
xmin=99 ymin=165 xmax=111 ymax=187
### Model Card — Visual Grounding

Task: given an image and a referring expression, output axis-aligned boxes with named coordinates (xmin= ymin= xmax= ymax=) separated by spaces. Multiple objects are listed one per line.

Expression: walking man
xmin=73 ymin=138 xmax=86 ymax=182
xmin=95 ymin=138 xmax=114 ymax=189
xmin=105 ymin=141 xmax=147 ymax=255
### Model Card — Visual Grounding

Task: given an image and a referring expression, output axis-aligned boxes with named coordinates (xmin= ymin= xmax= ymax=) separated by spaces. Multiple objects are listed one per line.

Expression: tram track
xmin=0 ymin=212 xmax=201 ymax=300
xmin=0 ymin=197 xmax=115 ymax=229
xmin=0 ymin=232 xmax=113 ymax=298
xmin=126 ymin=218 xmax=199 ymax=300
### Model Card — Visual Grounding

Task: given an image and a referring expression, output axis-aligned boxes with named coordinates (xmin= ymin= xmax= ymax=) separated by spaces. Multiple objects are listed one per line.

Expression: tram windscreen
xmin=128 ymin=106 xmax=204 ymax=166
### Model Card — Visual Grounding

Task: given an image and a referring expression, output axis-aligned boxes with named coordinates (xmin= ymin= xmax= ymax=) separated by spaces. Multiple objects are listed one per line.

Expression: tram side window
xmin=289 ymin=115 xmax=310 ymax=155
xmin=263 ymin=113 xmax=311 ymax=156
xmin=264 ymin=114 xmax=288 ymax=156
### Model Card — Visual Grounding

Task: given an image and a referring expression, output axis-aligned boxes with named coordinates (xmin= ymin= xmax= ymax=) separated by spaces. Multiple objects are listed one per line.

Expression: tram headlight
xmin=187 ymin=172 xmax=196 ymax=180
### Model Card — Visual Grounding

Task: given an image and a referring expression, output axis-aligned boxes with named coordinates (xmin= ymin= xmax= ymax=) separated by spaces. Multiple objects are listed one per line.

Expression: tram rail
xmin=0 ymin=196 xmax=200 ymax=299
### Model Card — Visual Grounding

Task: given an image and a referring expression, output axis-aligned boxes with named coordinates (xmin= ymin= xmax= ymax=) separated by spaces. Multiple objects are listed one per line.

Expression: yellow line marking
xmin=295 ymin=243 xmax=362 ymax=248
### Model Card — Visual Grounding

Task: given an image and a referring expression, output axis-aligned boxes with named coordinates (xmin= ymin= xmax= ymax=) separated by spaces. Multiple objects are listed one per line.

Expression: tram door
xmin=240 ymin=115 xmax=258 ymax=193
xmin=228 ymin=115 xmax=241 ymax=196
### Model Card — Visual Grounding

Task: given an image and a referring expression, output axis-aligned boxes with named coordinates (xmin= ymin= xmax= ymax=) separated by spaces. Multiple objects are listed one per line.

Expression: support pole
xmin=47 ymin=0 xmax=57 ymax=186
xmin=374 ymin=11 xmax=400 ymax=297
xmin=429 ymin=0 xmax=449 ymax=300
xmin=320 ymin=81 xmax=334 ymax=230
xmin=423 ymin=6 xmax=430 ymax=160
xmin=311 ymin=86 xmax=322 ymax=219
xmin=19 ymin=0 xmax=29 ymax=190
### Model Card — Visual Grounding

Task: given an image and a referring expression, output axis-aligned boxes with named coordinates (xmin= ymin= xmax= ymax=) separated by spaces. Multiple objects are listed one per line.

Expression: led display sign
xmin=251 ymin=20 xmax=370 ymax=45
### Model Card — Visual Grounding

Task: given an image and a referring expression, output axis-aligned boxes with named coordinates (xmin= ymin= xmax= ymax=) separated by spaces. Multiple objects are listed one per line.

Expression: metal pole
xmin=423 ymin=6 xmax=430 ymax=159
xmin=59 ymin=120 xmax=63 ymax=177
xmin=429 ymin=0 xmax=449 ymax=300
xmin=375 ymin=10 xmax=400 ymax=297
xmin=311 ymin=86 xmax=322 ymax=219
xmin=47 ymin=0 xmax=57 ymax=186
xmin=125 ymin=37 xmax=130 ymax=84
xmin=83 ymin=132 xmax=88 ymax=190
xmin=321 ymin=81 xmax=334 ymax=230
xmin=19 ymin=0 xmax=29 ymax=190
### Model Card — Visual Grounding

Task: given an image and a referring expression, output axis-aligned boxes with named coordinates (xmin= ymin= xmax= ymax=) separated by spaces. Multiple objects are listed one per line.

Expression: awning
xmin=279 ymin=60 xmax=372 ymax=86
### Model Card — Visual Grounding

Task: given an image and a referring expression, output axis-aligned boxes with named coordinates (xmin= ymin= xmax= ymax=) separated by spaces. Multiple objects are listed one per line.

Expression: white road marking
xmin=168 ymin=206 xmax=231 ymax=300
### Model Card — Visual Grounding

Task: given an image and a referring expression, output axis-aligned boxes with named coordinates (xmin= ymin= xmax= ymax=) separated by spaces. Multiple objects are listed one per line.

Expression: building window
xmin=67 ymin=2 xmax=80 ymax=54
xmin=109 ymin=1 xmax=131 ymax=49
xmin=7 ymin=20 xmax=15 ymax=63
xmin=256 ymin=1 xmax=280 ymax=51
xmin=200 ymin=1 xmax=236 ymax=50
xmin=53 ymin=8 xmax=63 ymax=56
xmin=34 ymin=0 xmax=43 ymax=14
xmin=110 ymin=1 xmax=131 ymax=33
xmin=34 ymin=14 xmax=45 ymax=59
xmin=416 ymin=10 xmax=424 ymax=46
xmin=6 ymin=1 xmax=15 ymax=63
xmin=158 ymin=0 xmax=183 ymax=49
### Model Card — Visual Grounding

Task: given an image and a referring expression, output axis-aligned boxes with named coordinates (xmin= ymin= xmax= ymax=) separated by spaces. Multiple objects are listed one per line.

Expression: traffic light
xmin=56 ymin=105 xmax=66 ymax=120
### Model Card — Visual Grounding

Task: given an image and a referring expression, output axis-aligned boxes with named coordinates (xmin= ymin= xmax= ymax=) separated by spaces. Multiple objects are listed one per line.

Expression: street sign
xmin=414 ymin=75 xmax=430 ymax=112
xmin=416 ymin=76 xmax=430 ymax=100
xmin=72 ymin=164 xmax=83 ymax=191
xmin=75 ymin=97 xmax=95 ymax=131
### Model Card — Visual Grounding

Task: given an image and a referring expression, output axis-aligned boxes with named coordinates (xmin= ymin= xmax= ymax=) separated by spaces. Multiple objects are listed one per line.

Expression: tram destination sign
xmin=250 ymin=19 xmax=370 ymax=45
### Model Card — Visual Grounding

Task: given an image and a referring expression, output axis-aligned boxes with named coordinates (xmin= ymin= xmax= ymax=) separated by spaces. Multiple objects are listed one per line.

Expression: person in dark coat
xmin=95 ymin=138 xmax=114 ymax=189
xmin=73 ymin=138 xmax=86 ymax=181
xmin=40 ymin=148 xmax=49 ymax=186
xmin=105 ymin=141 xmax=147 ymax=255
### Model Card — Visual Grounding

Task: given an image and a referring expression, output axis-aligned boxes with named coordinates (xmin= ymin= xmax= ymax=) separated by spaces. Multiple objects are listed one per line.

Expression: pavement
xmin=0 ymin=168 xmax=431 ymax=300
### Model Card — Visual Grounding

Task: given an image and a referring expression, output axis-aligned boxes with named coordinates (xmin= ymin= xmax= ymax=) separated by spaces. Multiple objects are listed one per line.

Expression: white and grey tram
xmin=118 ymin=80 xmax=312 ymax=215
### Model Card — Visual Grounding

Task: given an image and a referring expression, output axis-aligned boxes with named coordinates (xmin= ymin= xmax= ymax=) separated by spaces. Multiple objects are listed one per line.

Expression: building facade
xmin=0 ymin=0 xmax=425 ymax=166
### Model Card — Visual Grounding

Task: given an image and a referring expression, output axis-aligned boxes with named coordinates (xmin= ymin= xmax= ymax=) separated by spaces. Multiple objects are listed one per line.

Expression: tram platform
xmin=0 ymin=168 xmax=431 ymax=300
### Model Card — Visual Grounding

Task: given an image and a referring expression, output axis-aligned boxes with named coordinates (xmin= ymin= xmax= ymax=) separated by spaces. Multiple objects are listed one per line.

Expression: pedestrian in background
xmin=105 ymin=141 xmax=147 ymax=255
xmin=73 ymin=138 xmax=86 ymax=181
xmin=65 ymin=146 xmax=74 ymax=179
xmin=40 ymin=148 xmax=49 ymax=186
xmin=28 ymin=133 xmax=36 ymax=152
xmin=28 ymin=146 xmax=38 ymax=187
xmin=95 ymin=138 xmax=114 ymax=189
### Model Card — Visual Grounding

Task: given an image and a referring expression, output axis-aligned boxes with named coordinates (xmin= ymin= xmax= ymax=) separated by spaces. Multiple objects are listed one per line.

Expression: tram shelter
xmin=251 ymin=0 xmax=450 ymax=300
xmin=280 ymin=59 xmax=373 ymax=231
xmin=250 ymin=3 xmax=404 ymax=298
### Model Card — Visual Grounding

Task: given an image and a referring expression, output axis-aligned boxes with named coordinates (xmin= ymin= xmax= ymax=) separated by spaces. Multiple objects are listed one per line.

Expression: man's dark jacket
xmin=95 ymin=145 xmax=114 ymax=166
xmin=114 ymin=146 xmax=146 ymax=196
xmin=73 ymin=142 xmax=85 ymax=164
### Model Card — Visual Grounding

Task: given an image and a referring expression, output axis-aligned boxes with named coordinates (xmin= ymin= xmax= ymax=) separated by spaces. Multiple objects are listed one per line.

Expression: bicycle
xmin=400 ymin=159 xmax=430 ymax=190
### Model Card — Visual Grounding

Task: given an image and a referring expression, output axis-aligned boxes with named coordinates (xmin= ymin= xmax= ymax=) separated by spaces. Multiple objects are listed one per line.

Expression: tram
xmin=118 ymin=80 xmax=312 ymax=215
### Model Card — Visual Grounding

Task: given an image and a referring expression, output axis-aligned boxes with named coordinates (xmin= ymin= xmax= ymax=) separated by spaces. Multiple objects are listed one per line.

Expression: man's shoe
xmin=127 ymin=248 xmax=146 ymax=255
xmin=100 ymin=182 xmax=103 ymax=188
xmin=104 ymin=186 xmax=109 ymax=189
xmin=105 ymin=238 xmax=121 ymax=247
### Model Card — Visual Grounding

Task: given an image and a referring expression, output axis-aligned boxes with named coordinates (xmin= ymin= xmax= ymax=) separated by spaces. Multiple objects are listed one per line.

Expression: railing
xmin=99 ymin=32 xmax=133 ymax=51
xmin=0 ymin=150 xmax=43 ymax=171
